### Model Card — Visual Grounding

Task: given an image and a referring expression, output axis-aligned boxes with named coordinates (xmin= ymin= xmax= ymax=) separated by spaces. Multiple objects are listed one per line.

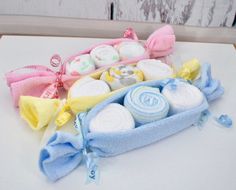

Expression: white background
xmin=0 ymin=36 xmax=236 ymax=190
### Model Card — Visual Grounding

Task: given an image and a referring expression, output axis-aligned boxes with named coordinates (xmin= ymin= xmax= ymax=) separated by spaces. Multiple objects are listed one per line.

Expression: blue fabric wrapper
xmin=39 ymin=65 xmax=224 ymax=181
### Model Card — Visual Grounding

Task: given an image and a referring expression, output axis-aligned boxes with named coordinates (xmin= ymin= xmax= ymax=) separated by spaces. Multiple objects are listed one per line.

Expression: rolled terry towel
xmin=137 ymin=59 xmax=174 ymax=80
xmin=90 ymin=45 xmax=120 ymax=68
xmin=89 ymin=103 xmax=135 ymax=133
xmin=65 ymin=54 xmax=95 ymax=76
xmin=162 ymin=81 xmax=204 ymax=114
xmin=100 ymin=65 xmax=144 ymax=90
xmin=124 ymin=86 xmax=169 ymax=124
xmin=69 ymin=76 xmax=111 ymax=98
xmin=115 ymin=41 xmax=146 ymax=60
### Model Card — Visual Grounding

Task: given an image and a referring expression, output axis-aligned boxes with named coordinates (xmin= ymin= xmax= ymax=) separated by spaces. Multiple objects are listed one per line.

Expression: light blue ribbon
xmin=159 ymin=78 xmax=189 ymax=92
xmin=74 ymin=112 xmax=100 ymax=184
xmin=195 ymin=110 xmax=233 ymax=129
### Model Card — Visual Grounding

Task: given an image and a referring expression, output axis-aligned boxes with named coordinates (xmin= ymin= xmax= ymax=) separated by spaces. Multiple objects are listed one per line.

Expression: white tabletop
xmin=0 ymin=36 xmax=236 ymax=190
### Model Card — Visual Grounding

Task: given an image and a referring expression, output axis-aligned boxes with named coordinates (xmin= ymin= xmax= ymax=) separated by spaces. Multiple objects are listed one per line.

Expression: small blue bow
xmin=39 ymin=113 xmax=99 ymax=182
xmin=159 ymin=78 xmax=189 ymax=92
xmin=194 ymin=63 xmax=224 ymax=102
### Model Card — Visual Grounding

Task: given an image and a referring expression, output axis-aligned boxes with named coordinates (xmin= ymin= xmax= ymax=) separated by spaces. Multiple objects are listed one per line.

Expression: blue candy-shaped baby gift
xmin=39 ymin=63 xmax=224 ymax=181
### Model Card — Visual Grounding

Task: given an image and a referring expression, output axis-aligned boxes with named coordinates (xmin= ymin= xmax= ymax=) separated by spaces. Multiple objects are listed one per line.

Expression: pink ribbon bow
xmin=5 ymin=55 xmax=79 ymax=107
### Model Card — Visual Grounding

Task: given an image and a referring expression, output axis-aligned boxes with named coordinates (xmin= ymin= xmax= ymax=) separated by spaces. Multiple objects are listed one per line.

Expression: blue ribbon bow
xmin=39 ymin=112 xmax=99 ymax=182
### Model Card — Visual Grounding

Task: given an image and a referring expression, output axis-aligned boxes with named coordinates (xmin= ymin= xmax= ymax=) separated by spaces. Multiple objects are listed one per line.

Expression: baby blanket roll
xmin=124 ymin=86 xmax=169 ymax=124
xmin=39 ymin=79 xmax=212 ymax=181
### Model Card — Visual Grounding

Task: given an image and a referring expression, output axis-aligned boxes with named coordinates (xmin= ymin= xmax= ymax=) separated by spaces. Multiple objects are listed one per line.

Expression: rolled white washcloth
xmin=90 ymin=45 xmax=120 ymax=68
xmin=89 ymin=103 xmax=135 ymax=133
xmin=66 ymin=54 xmax=95 ymax=76
xmin=162 ymin=82 xmax=204 ymax=114
xmin=137 ymin=59 xmax=174 ymax=80
xmin=115 ymin=41 xmax=146 ymax=60
xmin=69 ymin=76 xmax=111 ymax=98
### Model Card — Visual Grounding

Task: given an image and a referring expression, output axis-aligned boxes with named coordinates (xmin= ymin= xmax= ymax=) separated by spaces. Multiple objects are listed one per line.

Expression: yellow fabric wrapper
xmin=19 ymin=58 xmax=200 ymax=130
xmin=19 ymin=96 xmax=61 ymax=130
xmin=177 ymin=58 xmax=200 ymax=80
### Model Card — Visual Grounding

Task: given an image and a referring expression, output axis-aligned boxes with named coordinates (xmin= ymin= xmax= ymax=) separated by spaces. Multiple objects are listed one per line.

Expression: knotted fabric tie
xmin=5 ymin=54 xmax=79 ymax=107
xmin=39 ymin=112 xmax=99 ymax=182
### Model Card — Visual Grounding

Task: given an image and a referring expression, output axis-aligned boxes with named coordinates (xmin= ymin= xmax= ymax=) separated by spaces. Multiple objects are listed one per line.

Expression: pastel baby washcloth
xmin=90 ymin=45 xmax=120 ymax=68
xmin=89 ymin=103 xmax=135 ymax=133
xmin=162 ymin=81 xmax=204 ymax=114
xmin=100 ymin=65 xmax=144 ymax=90
xmin=124 ymin=86 xmax=169 ymax=124
xmin=137 ymin=59 xmax=174 ymax=80
xmin=66 ymin=54 xmax=95 ymax=75
xmin=69 ymin=77 xmax=111 ymax=98
xmin=115 ymin=41 xmax=146 ymax=60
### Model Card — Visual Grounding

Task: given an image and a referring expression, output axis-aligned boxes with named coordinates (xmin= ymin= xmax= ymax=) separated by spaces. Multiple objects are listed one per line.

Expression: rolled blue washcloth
xmin=162 ymin=81 xmax=204 ymax=114
xmin=124 ymin=86 xmax=169 ymax=124
xmin=89 ymin=103 xmax=135 ymax=133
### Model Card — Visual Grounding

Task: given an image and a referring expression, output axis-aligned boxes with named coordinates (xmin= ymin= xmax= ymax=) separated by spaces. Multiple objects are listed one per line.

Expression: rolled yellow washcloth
xmin=100 ymin=65 xmax=144 ymax=90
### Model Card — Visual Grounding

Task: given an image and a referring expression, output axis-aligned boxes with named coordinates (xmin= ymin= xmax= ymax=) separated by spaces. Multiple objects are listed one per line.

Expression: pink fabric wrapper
xmin=5 ymin=25 xmax=175 ymax=107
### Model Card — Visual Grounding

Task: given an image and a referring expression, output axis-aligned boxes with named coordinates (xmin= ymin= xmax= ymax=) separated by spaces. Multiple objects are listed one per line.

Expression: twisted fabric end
xmin=39 ymin=113 xmax=99 ymax=182
xmin=145 ymin=25 xmax=175 ymax=58
xmin=194 ymin=63 xmax=224 ymax=102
